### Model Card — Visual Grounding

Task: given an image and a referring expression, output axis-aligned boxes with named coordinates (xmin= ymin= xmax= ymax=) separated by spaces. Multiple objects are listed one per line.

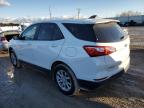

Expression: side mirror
xmin=13 ymin=35 xmax=19 ymax=40
xmin=19 ymin=36 xmax=26 ymax=40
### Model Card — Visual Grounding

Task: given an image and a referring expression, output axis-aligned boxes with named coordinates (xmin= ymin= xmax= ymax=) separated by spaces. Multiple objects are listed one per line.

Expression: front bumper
xmin=78 ymin=70 xmax=124 ymax=90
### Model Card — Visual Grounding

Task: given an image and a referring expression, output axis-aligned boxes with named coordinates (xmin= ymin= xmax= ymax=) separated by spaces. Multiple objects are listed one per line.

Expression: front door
xmin=16 ymin=24 xmax=39 ymax=64
xmin=31 ymin=23 xmax=65 ymax=70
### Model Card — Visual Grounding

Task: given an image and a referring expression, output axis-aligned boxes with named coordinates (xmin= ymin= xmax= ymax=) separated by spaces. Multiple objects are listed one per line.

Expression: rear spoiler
xmin=96 ymin=19 xmax=120 ymax=24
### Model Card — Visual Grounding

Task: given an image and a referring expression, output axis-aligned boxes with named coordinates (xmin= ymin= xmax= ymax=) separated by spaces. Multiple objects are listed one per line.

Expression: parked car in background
xmin=9 ymin=18 xmax=130 ymax=95
xmin=0 ymin=32 xmax=9 ymax=50
xmin=0 ymin=23 xmax=20 ymax=50
xmin=0 ymin=30 xmax=20 ymax=51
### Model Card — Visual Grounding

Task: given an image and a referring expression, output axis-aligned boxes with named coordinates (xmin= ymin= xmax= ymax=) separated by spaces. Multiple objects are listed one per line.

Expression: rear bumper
xmin=78 ymin=70 xmax=124 ymax=90
xmin=70 ymin=55 xmax=130 ymax=82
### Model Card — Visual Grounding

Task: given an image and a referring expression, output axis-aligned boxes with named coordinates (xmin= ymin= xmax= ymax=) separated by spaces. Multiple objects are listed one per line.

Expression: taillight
xmin=83 ymin=46 xmax=116 ymax=57
xmin=1 ymin=37 xmax=6 ymax=41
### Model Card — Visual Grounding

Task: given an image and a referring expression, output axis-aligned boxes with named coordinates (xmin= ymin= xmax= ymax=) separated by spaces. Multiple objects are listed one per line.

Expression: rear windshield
xmin=63 ymin=23 xmax=126 ymax=42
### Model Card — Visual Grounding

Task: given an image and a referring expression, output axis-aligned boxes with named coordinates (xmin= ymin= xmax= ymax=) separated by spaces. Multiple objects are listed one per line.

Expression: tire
xmin=54 ymin=64 xmax=79 ymax=95
xmin=9 ymin=51 xmax=21 ymax=68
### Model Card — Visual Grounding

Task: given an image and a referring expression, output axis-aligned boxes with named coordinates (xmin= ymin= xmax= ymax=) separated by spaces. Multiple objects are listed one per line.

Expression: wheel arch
xmin=9 ymin=47 xmax=13 ymax=52
xmin=51 ymin=60 xmax=77 ymax=81
xmin=51 ymin=60 xmax=79 ymax=94
xmin=9 ymin=47 xmax=19 ymax=60
xmin=51 ymin=61 xmax=70 ymax=79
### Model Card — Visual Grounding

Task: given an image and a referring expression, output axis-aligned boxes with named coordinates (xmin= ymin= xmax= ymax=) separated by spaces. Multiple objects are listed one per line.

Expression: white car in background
xmin=9 ymin=18 xmax=130 ymax=95
xmin=0 ymin=32 xmax=9 ymax=50
xmin=0 ymin=31 xmax=19 ymax=50
xmin=0 ymin=25 xmax=20 ymax=50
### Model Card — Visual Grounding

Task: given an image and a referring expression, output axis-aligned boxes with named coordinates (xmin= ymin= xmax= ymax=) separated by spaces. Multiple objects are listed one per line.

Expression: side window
xmin=37 ymin=23 xmax=64 ymax=41
xmin=21 ymin=24 xmax=38 ymax=40
xmin=37 ymin=23 xmax=53 ymax=40
xmin=52 ymin=24 xmax=64 ymax=40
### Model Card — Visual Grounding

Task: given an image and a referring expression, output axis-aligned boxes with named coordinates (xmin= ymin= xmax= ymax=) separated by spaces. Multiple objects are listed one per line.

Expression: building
xmin=111 ymin=15 xmax=144 ymax=25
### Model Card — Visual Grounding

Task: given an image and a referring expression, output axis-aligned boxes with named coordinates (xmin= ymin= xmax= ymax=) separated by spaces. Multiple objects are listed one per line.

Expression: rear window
xmin=63 ymin=23 xmax=126 ymax=42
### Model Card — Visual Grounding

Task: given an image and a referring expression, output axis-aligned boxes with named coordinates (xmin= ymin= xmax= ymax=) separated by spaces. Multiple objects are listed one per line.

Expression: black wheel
xmin=54 ymin=64 xmax=79 ymax=95
xmin=9 ymin=51 xmax=21 ymax=68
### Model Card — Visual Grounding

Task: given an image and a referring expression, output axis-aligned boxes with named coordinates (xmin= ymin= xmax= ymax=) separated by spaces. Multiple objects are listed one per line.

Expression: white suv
xmin=9 ymin=19 xmax=130 ymax=95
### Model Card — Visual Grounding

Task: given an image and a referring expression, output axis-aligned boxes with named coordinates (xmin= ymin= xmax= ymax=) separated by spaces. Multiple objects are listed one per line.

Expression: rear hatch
xmin=90 ymin=22 xmax=130 ymax=70
xmin=63 ymin=22 xmax=130 ymax=70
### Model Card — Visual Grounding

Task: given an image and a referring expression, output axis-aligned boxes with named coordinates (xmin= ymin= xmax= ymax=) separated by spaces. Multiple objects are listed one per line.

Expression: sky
xmin=0 ymin=0 xmax=144 ymax=18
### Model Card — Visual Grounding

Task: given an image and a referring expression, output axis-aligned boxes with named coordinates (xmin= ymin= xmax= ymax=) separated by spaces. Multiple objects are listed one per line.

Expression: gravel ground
xmin=127 ymin=27 xmax=144 ymax=37
xmin=0 ymin=49 xmax=144 ymax=108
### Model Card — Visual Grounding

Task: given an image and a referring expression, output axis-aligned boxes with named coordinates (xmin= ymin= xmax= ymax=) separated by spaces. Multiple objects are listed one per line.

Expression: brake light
xmin=83 ymin=46 xmax=116 ymax=57
xmin=1 ymin=37 xmax=6 ymax=41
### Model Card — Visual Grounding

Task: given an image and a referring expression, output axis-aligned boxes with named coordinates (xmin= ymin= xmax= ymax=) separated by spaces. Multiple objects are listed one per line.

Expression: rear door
xmin=31 ymin=23 xmax=65 ymax=70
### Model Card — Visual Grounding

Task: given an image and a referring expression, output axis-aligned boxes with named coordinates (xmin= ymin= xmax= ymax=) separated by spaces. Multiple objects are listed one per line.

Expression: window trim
xmin=35 ymin=23 xmax=64 ymax=41
xmin=20 ymin=24 xmax=40 ymax=41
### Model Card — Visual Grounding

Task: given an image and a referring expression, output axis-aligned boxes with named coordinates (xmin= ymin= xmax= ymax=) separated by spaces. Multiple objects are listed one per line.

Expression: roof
xmin=37 ymin=18 xmax=119 ymax=24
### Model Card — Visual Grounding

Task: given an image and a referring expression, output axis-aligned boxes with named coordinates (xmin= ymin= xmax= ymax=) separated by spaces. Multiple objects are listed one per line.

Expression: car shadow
xmin=0 ymin=54 xmax=112 ymax=108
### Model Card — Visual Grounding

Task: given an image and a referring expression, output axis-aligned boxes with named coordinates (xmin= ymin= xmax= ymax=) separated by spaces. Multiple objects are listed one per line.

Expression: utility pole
xmin=49 ymin=7 xmax=52 ymax=19
xmin=77 ymin=8 xmax=81 ymax=19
